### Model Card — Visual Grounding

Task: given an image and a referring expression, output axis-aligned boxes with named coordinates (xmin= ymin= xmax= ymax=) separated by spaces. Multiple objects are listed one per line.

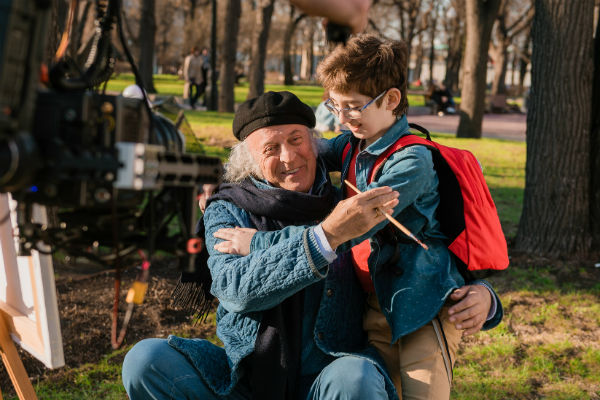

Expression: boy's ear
xmin=385 ymin=88 xmax=402 ymax=110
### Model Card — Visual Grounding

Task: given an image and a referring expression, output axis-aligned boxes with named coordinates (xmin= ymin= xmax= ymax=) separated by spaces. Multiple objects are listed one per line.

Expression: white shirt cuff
xmin=477 ymin=282 xmax=498 ymax=321
xmin=312 ymin=224 xmax=338 ymax=264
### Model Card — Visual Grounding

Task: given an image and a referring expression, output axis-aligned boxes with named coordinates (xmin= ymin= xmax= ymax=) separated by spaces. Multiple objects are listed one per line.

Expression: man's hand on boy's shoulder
xmin=447 ymin=284 xmax=492 ymax=336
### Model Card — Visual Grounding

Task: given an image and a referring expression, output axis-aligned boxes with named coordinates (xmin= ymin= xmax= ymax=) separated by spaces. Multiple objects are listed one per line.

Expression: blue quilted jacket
xmin=167 ymin=166 xmax=398 ymax=399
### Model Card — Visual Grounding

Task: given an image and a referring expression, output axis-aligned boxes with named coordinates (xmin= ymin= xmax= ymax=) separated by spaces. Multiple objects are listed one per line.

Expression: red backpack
xmin=342 ymin=124 xmax=509 ymax=275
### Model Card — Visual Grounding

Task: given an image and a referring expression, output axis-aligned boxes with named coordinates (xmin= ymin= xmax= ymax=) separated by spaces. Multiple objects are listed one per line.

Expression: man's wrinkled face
xmin=245 ymin=124 xmax=317 ymax=193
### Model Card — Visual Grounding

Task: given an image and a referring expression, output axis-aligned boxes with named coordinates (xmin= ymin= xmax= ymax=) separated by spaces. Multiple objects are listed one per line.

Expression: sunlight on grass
xmin=106 ymin=74 xmax=428 ymax=109
xmin=452 ymin=284 xmax=600 ymax=400
xmin=26 ymin=349 xmax=129 ymax=400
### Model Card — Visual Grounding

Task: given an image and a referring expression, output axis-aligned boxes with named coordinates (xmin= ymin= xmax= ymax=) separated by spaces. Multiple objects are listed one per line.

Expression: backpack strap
xmin=342 ymin=141 xmax=352 ymax=163
xmin=408 ymin=122 xmax=431 ymax=140
xmin=369 ymin=133 xmax=434 ymax=184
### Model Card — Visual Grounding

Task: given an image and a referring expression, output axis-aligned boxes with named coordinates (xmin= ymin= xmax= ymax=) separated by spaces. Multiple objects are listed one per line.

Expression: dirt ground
xmin=0 ymin=257 xmax=212 ymax=396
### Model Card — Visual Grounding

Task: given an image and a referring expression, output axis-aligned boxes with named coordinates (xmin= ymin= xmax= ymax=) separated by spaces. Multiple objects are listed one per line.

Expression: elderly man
xmin=123 ymin=91 xmax=403 ymax=400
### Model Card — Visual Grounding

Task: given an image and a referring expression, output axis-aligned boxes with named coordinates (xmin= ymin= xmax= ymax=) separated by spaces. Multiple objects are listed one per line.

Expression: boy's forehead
xmin=329 ymin=90 xmax=370 ymax=102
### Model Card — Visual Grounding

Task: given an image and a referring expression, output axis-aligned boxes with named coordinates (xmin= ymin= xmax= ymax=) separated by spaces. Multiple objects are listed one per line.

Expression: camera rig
xmin=0 ymin=0 xmax=223 ymax=272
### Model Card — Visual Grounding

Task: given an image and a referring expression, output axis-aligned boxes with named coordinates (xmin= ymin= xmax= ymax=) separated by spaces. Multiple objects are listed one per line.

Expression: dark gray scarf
xmin=173 ymin=174 xmax=336 ymax=400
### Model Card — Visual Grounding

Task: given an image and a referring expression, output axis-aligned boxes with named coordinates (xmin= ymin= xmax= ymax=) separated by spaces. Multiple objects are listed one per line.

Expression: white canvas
xmin=0 ymin=193 xmax=64 ymax=369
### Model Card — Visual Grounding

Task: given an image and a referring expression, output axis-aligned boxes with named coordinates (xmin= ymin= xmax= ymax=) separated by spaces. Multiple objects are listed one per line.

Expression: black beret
xmin=232 ymin=91 xmax=316 ymax=141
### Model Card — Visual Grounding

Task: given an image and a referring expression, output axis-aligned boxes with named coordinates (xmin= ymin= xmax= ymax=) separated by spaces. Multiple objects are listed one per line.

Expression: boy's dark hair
xmin=317 ymin=34 xmax=409 ymax=116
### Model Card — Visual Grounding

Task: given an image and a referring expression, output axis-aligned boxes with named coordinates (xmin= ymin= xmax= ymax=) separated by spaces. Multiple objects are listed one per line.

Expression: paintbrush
xmin=344 ymin=180 xmax=429 ymax=251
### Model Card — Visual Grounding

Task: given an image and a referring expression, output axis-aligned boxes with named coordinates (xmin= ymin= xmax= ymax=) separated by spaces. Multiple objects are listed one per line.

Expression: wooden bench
xmin=407 ymin=89 xmax=435 ymax=114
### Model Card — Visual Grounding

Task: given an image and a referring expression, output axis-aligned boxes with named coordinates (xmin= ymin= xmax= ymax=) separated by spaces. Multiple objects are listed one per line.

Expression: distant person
xmin=314 ymin=90 xmax=343 ymax=133
xmin=199 ymin=47 xmax=210 ymax=106
xmin=428 ymin=81 xmax=456 ymax=116
xmin=182 ymin=46 xmax=207 ymax=109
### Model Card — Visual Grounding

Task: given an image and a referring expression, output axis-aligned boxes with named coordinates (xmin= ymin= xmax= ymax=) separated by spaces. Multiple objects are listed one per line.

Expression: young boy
xmin=213 ymin=35 xmax=503 ymax=399
xmin=314 ymin=34 xmax=502 ymax=398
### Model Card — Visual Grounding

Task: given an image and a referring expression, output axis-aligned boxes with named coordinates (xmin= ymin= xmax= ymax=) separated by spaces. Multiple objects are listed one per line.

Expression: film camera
xmin=0 ymin=0 xmax=223 ymax=272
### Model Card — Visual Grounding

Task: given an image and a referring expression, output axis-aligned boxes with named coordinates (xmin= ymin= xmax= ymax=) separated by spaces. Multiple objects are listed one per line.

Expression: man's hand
xmin=198 ymin=184 xmax=218 ymax=213
xmin=321 ymin=186 xmax=399 ymax=250
xmin=290 ymin=0 xmax=371 ymax=34
xmin=213 ymin=227 xmax=258 ymax=256
xmin=447 ymin=284 xmax=492 ymax=336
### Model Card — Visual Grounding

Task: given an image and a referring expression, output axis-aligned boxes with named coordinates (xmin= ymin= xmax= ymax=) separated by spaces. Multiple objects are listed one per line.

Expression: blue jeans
xmin=122 ymin=338 xmax=388 ymax=400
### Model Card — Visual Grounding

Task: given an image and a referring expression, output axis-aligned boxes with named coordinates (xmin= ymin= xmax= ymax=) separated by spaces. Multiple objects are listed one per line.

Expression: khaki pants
xmin=363 ymin=293 xmax=462 ymax=400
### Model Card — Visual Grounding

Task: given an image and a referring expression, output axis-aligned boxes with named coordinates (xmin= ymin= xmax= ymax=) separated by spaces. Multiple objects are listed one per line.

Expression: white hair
xmin=223 ymin=141 xmax=263 ymax=182
xmin=223 ymin=128 xmax=322 ymax=183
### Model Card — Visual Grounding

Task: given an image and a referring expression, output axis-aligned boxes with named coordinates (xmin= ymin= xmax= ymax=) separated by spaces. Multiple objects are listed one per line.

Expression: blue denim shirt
xmin=253 ymin=116 xmax=503 ymax=343
xmin=167 ymin=161 xmax=398 ymax=399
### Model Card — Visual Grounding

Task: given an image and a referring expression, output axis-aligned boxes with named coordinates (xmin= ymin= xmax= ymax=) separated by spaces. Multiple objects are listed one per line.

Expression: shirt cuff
xmin=477 ymin=281 xmax=498 ymax=321
xmin=312 ymin=224 xmax=338 ymax=264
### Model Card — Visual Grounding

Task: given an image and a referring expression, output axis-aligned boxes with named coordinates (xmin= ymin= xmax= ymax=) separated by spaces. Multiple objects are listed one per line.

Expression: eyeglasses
xmin=324 ymin=90 xmax=387 ymax=120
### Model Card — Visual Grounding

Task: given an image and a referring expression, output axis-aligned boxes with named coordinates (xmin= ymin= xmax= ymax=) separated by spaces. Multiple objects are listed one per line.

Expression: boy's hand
xmin=447 ymin=284 xmax=492 ymax=335
xmin=290 ymin=0 xmax=370 ymax=34
xmin=213 ymin=227 xmax=257 ymax=256
xmin=321 ymin=186 xmax=399 ymax=250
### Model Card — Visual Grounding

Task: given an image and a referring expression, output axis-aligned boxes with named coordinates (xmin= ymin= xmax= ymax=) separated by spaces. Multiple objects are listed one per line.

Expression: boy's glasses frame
xmin=324 ymin=90 xmax=387 ymax=120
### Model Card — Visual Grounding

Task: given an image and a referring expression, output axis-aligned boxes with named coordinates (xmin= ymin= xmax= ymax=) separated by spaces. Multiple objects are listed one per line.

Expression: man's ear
xmin=385 ymin=88 xmax=402 ymax=111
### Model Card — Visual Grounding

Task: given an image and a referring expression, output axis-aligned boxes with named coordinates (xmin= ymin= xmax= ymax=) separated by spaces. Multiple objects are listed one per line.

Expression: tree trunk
xmin=443 ymin=0 xmax=465 ymax=94
xmin=518 ymin=32 xmax=531 ymax=95
xmin=490 ymin=1 xmax=533 ymax=96
xmin=510 ymin=50 xmax=518 ymax=89
xmin=247 ymin=0 xmax=275 ymax=99
xmin=428 ymin=5 xmax=438 ymax=84
xmin=218 ymin=0 xmax=241 ymax=112
xmin=413 ymin=34 xmax=424 ymax=83
xmin=515 ymin=0 xmax=595 ymax=258
xmin=443 ymin=35 xmax=463 ymax=94
xmin=138 ymin=0 xmax=157 ymax=93
xmin=183 ymin=0 xmax=198 ymax=48
xmin=591 ymin=13 xmax=600 ymax=251
xmin=283 ymin=12 xmax=305 ymax=85
xmin=307 ymin=23 xmax=315 ymax=79
xmin=456 ymin=0 xmax=502 ymax=138
xmin=208 ymin=0 xmax=218 ymax=110
xmin=490 ymin=40 xmax=509 ymax=95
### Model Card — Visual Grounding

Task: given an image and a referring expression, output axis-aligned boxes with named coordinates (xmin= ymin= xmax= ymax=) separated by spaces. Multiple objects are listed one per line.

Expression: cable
xmin=115 ymin=0 xmax=156 ymax=143
xmin=50 ymin=0 xmax=117 ymax=90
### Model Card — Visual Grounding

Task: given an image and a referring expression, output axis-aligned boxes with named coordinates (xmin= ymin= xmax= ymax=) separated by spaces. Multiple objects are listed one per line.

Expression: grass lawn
xmin=105 ymin=73 xmax=428 ymax=108
xmin=6 ymin=81 xmax=598 ymax=399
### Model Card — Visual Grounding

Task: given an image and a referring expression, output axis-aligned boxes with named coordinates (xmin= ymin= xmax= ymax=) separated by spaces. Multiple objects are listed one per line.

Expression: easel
xmin=0 ymin=311 xmax=37 ymax=400
xmin=0 ymin=194 xmax=63 ymax=399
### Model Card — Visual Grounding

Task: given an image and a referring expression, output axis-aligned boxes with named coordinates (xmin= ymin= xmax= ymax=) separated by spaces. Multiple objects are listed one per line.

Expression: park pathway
xmin=406 ymin=107 xmax=527 ymax=142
